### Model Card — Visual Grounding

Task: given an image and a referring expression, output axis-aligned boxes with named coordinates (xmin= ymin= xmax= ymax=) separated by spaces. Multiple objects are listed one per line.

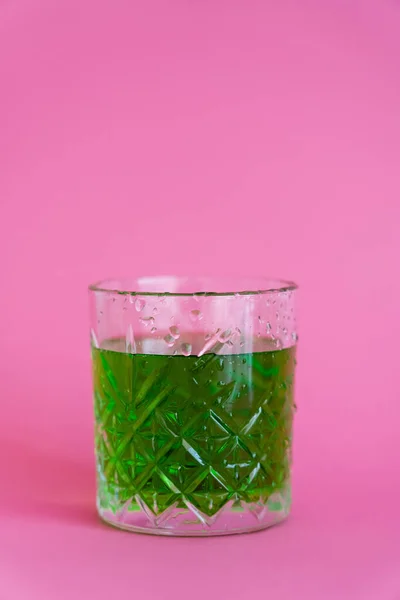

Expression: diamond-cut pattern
xmin=92 ymin=340 xmax=295 ymax=532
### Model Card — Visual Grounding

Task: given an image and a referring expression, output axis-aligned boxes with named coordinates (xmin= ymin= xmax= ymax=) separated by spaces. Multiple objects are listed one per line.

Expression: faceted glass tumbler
xmin=89 ymin=276 xmax=298 ymax=536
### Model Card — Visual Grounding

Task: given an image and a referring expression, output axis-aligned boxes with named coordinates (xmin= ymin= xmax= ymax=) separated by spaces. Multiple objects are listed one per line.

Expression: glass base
xmin=97 ymin=491 xmax=290 ymax=536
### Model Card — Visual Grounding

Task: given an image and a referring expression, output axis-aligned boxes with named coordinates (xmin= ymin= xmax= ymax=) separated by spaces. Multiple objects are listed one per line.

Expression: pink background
xmin=1 ymin=0 xmax=400 ymax=598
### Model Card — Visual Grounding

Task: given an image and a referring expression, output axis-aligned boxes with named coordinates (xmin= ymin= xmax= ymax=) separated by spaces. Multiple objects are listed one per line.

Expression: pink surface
xmin=1 ymin=0 xmax=400 ymax=598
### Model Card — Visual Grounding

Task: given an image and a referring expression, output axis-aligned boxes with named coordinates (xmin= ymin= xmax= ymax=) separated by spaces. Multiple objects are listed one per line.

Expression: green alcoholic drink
xmin=93 ymin=337 xmax=295 ymax=534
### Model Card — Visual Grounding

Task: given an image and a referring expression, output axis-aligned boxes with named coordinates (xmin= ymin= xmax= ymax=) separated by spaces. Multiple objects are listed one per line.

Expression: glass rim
xmin=88 ymin=276 xmax=298 ymax=298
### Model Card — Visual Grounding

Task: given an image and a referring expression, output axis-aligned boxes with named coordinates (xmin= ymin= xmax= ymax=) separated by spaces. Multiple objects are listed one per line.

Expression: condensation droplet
xmin=164 ymin=334 xmax=175 ymax=347
xmin=169 ymin=325 xmax=180 ymax=339
xmin=282 ymin=327 xmax=288 ymax=338
xmin=129 ymin=295 xmax=135 ymax=304
xmin=125 ymin=324 xmax=137 ymax=354
xmin=198 ymin=329 xmax=221 ymax=357
xmin=139 ymin=316 xmax=155 ymax=327
xmin=135 ymin=298 xmax=146 ymax=312
xmin=226 ymin=340 xmax=234 ymax=347
xmin=266 ymin=322 xmax=272 ymax=333
xmin=181 ymin=342 xmax=192 ymax=356
xmin=150 ymin=327 xmax=157 ymax=334
xmin=189 ymin=309 xmax=203 ymax=322
xmin=152 ymin=307 xmax=159 ymax=315
xmin=291 ymin=332 xmax=298 ymax=342
xmin=218 ymin=329 xmax=232 ymax=343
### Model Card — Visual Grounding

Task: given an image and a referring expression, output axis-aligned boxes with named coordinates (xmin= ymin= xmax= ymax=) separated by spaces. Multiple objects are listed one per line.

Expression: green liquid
xmin=92 ymin=338 xmax=295 ymax=518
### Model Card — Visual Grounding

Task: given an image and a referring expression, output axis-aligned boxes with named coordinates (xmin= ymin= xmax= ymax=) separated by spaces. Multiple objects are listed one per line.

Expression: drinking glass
xmin=89 ymin=276 xmax=298 ymax=536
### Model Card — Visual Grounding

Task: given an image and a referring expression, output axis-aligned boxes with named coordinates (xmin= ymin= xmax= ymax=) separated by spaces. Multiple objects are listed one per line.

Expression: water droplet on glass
xmin=283 ymin=327 xmax=288 ymax=338
xmin=169 ymin=325 xmax=180 ymax=339
xmin=152 ymin=307 xmax=159 ymax=315
xmin=135 ymin=298 xmax=146 ymax=312
xmin=181 ymin=342 xmax=192 ymax=356
xmin=129 ymin=295 xmax=135 ymax=304
xmin=266 ymin=322 xmax=272 ymax=333
xmin=164 ymin=334 xmax=175 ymax=347
xmin=218 ymin=329 xmax=232 ymax=343
xmin=150 ymin=327 xmax=157 ymax=334
xmin=139 ymin=316 xmax=155 ymax=327
xmin=125 ymin=324 xmax=137 ymax=354
xmin=291 ymin=332 xmax=298 ymax=342
xmin=198 ymin=329 xmax=221 ymax=357
xmin=226 ymin=340 xmax=234 ymax=347
xmin=189 ymin=309 xmax=203 ymax=322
